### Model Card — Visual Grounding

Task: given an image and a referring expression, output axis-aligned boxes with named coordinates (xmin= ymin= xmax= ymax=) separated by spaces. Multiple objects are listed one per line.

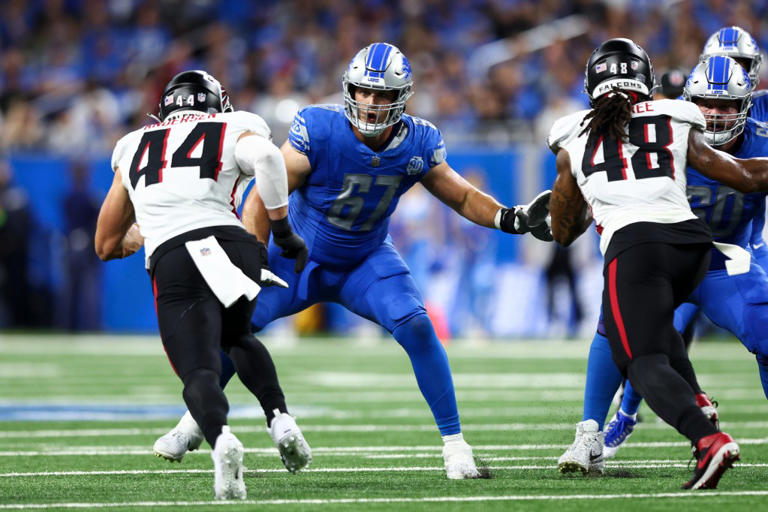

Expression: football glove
xmin=498 ymin=190 xmax=553 ymax=242
xmin=270 ymin=217 xmax=308 ymax=273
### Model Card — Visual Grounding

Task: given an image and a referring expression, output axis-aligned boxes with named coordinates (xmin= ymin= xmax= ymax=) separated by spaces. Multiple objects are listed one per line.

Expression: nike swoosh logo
xmin=752 ymin=243 xmax=765 ymax=250
xmin=590 ymin=453 xmax=602 ymax=461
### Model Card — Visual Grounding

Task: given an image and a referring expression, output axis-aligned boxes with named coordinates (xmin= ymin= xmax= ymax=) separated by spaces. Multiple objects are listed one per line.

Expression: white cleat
xmin=442 ymin=439 xmax=481 ymax=479
xmin=212 ymin=426 xmax=246 ymax=500
xmin=153 ymin=410 xmax=204 ymax=462
xmin=558 ymin=419 xmax=605 ymax=475
xmin=267 ymin=409 xmax=312 ymax=473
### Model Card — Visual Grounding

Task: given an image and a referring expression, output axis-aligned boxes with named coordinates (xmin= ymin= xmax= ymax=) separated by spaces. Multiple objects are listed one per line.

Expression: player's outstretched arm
xmin=95 ymin=169 xmax=142 ymax=261
xmin=550 ymin=149 xmax=591 ymax=246
xmin=687 ymin=129 xmax=768 ymax=192
xmin=422 ymin=161 xmax=553 ymax=240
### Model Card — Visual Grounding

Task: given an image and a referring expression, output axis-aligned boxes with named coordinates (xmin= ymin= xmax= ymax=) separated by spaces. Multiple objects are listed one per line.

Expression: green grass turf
xmin=0 ymin=334 xmax=766 ymax=511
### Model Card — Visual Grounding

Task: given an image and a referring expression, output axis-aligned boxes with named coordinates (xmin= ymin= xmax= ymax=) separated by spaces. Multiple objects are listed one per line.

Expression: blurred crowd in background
xmin=1 ymin=0 xmax=766 ymax=335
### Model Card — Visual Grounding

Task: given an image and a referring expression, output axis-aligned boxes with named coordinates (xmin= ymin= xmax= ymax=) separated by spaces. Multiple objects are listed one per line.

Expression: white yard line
xmin=2 ymin=421 xmax=768 ymax=439
xmin=2 ymin=491 xmax=768 ymax=509
xmin=1 ymin=438 xmax=767 ymax=457
xmin=2 ymin=463 xmax=768 ymax=478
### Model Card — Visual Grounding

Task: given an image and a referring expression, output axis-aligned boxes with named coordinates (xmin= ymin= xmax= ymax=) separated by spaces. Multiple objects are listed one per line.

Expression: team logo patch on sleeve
xmin=406 ymin=156 xmax=424 ymax=174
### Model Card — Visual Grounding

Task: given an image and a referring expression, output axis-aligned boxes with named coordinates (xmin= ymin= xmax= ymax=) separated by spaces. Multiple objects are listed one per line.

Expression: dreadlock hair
xmin=579 ymin=87 xmax=642 ymax=141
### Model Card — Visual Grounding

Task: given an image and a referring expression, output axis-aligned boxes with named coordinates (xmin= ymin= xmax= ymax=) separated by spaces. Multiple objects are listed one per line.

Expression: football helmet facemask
xmin=584 ymin=38 xmax=655 ymax=106
xmin=683 ymin=56 xmax=752 ymax=146
xmin=158 ymin=70 xmax=233 ymax=121
xmin=701 ymin=26 xmax=762 ymax=90
xmin=342 ymin=43 xmax=414 ymax=137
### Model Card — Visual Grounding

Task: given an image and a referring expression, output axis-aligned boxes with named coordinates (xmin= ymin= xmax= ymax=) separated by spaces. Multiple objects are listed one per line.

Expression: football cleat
xmin=682 ymin=432 xmax=739 ymax=490
xmin=442 ymin=438 xmax=481 ymax=479
xmin=558 ymin=419 xmax=605 ymax=475
xmin=603 ymin=410 xmax=638 ymax=459
xmin=696 ymin=393 xmax=720 ymax=429
xmin=212 ymin=426 xmax=247 ymax=500
xmin=153 ymin=410 xmax=204 ymax=462
xmin=267 ymin=409 xmax=312 ymax=473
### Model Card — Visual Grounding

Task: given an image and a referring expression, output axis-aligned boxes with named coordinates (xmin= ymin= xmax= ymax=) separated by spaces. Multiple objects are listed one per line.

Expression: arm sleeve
xmin=234 ymin=134 xmax=289 ymax=210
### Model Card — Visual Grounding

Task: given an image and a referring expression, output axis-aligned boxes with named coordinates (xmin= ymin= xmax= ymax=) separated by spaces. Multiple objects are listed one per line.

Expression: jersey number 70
xmin=581 ymin=115 xmax=675 ymax=181
xmin=128 ymin=122 xmax=226 ymax=189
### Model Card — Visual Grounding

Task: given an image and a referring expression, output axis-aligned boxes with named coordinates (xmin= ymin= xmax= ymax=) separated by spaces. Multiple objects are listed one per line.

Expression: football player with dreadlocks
xmin=603 ymin=27 xmax=768 ymax=458
xmin=152 ymin=43 xmax=552 ymax=480
xmin=549 ymin=37 xmax=768 ymax=489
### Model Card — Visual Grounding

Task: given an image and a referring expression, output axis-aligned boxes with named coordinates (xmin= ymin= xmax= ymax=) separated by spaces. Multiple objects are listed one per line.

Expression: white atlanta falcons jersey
xmin=547 ymin=99 xmax=707 ymax=255
xmin=111 ymin=110 xmax=270 ymax=260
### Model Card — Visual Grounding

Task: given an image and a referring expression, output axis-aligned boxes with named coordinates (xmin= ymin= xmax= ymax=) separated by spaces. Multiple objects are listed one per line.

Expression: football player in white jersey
xmin=94 ymin=70 xmax=309 ymax=500
xmin=548 ymin=38 xmax=768 ymax=490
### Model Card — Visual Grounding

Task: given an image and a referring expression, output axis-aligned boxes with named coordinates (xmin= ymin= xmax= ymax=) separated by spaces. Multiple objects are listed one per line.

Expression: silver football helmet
xmin=701 ymin=26 xmax=762 ymax=90
xmin=683 ymin=55 xmax=752 ymax=146
xmin=342 ymin=43 xmax=414 ymax=137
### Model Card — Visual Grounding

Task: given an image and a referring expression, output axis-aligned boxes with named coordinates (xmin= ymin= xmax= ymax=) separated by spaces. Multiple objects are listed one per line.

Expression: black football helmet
xmin=584 ymin=38 xmax=655 ymax=106
xmin=157 ymin=70 xmax=233 ymax=120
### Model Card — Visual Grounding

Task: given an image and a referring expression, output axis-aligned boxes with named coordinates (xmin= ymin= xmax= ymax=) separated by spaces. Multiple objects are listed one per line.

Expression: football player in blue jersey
xmin=603 ymin=27 xmax=768 ymax=457
xmin=153 ymin=42 xmax=553 ymax=480
xmin=560 ymin=56 xmax=768 ymax=472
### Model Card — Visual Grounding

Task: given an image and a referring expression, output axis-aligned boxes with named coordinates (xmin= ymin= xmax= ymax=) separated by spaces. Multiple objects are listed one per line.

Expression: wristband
xmin=269 ymin=217 xmax=292 ymax=238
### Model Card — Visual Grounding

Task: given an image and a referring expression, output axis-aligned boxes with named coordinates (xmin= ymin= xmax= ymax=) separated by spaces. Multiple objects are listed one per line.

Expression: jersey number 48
xmin=582 ymin=115 xmax=675 ymax=181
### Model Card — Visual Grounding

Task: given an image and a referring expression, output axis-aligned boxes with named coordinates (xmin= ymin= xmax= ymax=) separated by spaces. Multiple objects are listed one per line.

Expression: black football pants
xmin=152 ymin=237 xmax=275 ymax=447
xmin=601 ymin=242 xmax=718 ymax=444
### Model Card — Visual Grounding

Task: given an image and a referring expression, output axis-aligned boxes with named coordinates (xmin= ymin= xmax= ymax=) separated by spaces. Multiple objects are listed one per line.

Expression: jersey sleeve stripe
xmin=289 ymin=113 xmax=310 ymax=154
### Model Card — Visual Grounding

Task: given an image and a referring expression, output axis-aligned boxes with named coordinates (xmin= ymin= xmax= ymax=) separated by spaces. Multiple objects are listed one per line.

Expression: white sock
xmin=442 ymin=432 xmax=464 ymax=444
xmin=619 ymin=409 xmax=638 ymax=421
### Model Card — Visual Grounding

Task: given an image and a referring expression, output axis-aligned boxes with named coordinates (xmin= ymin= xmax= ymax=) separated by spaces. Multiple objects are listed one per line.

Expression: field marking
xmin=2 ymin=421 xmax=768 ymax=440
xmin=2 ymin=490 xmax=768 ymax=509
xmin=1 ymin=438 xmax=767 ymax=457
xmin=4 ymin=461 xmax=768 ymax=478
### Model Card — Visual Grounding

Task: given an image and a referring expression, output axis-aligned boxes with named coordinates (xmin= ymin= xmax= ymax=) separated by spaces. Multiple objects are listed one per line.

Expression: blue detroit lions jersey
xmin=287 ymin=105 xmax=446 ymax=268
xmin=687 ymin=118 xmax=768 ymax=267
xmin=750 ymin=90 xmax=768 ymax=122
xmin=749 ymin=91 xmax=768 ymax=250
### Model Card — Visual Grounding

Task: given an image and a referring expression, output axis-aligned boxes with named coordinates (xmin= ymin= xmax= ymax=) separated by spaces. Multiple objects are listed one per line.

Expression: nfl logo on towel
xmin=200 ymin=248 xmax=211 ymax=256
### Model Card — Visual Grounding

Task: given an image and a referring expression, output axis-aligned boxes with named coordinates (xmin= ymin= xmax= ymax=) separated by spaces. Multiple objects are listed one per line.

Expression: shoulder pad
xmin=406 ymin=114 xmax=439 ymax=132
xmin=111 ymin=128 xmax=142 ymax=172
xmin=654 ymin=99 xmax=705 ymax=130
xmin=226 ymin=111 xmax=272 ymax=140
xmin=547 ymin=110 xmax=590 ymax=153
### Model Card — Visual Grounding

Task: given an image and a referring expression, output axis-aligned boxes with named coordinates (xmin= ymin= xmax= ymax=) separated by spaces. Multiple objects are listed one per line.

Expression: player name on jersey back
xmin=111 ymin=110 xmax=271 ymax=260
xmin=547 ymin=99 xmax=707 ymax=255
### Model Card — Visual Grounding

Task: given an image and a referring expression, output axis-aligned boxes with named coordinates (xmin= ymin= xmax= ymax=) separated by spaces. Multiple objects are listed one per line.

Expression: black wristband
xmin=270 ymin=217 xmax=292 ymax=238
xmin=499 ymin=208 xmax=520 ymax=234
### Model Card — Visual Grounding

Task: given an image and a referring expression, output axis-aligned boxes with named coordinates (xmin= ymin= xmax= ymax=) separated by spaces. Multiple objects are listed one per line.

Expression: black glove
xmin=499 ymin=190 xmax=553 ymax=242
xmin=270 ymin=217 xmax=308 ymax=273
